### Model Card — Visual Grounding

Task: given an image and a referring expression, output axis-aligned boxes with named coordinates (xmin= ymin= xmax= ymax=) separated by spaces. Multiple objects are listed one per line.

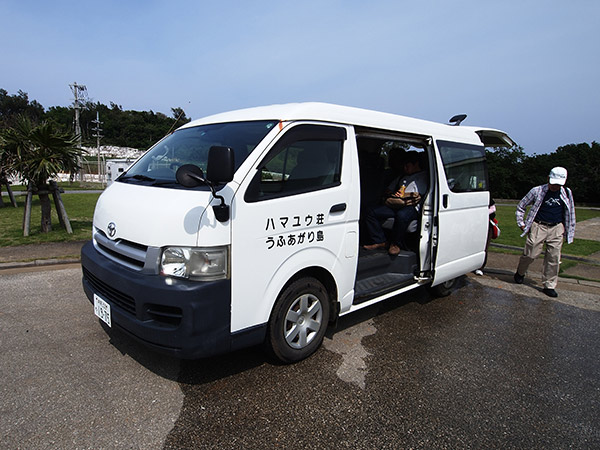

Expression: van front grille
xmin=83 ymin=267 xmax=136 ymax=316
xmin=94 ymin=229 xmax=148 ymax=270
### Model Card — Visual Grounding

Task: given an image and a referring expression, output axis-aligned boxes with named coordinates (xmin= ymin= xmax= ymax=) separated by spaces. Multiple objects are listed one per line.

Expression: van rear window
xmin=437 ymin=140 xmax=488 ymax=192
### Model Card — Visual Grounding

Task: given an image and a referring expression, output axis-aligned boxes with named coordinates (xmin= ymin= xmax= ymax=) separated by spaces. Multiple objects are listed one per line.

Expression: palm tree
xmin=1 ymin=116 xmax=83 ymax=232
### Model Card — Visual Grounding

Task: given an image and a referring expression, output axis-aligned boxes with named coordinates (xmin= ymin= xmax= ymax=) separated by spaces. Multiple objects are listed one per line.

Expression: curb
xmin=490 ymin=243 xmax=600 ymax=265
xmin=0 ymin=258 xmax=81 ymax=271
xmin=481 ymin=267 xmax=600 ymax=289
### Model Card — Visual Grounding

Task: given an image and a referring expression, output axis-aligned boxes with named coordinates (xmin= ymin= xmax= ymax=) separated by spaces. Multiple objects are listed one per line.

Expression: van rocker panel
xmin=81 ymin=241 xmax=263 ymax=358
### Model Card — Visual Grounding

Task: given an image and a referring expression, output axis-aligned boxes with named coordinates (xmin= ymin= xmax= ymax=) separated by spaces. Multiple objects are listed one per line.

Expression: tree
xmin=486 ymin=145 xmax=531 ymax=199
xmin=552 ymin=142 xmax=600 ymax=204
xmin=3 ymin=88 xmax=192 ymax=150
xmin=1 ymin=116 xmax=84 ymax=232
xmin=0 ymin=89 xmax=45 ymax=129
xmin=486 ymin=142 xmax=599 ymax=203
xmin=171 ymin=106 xmax=189 ymax=122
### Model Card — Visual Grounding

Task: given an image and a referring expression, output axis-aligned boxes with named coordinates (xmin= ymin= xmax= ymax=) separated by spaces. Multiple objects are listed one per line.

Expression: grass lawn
xmin=1 ymin=194 xmax=599 ymax=257
xmin=0 ymin=193 xmax=100 ymax=247
xmin=493 ymin=204 xmax=600 ymax=257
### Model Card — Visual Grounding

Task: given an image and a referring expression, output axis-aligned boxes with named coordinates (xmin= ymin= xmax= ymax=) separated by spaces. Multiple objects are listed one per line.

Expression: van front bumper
xmin=81 ymin=241 xmax=235 ymax=358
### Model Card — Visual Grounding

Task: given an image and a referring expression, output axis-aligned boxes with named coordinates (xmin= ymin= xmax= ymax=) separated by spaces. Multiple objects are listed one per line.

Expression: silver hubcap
xmin=284 ymin=293 xmax=323 ymax=349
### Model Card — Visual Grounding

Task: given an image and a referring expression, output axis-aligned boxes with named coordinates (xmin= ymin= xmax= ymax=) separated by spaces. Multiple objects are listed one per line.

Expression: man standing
xmin=513 ymin=167 xmax=576 ymax=297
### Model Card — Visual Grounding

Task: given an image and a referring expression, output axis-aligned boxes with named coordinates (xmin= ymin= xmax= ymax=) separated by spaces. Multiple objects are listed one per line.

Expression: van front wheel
xmin=267 ymin=277 xmax=330 ymax=364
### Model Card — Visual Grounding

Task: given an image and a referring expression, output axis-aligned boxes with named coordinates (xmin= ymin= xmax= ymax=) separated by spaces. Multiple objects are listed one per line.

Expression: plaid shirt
xmin=516 ymin=184 xmax=576 ymax=243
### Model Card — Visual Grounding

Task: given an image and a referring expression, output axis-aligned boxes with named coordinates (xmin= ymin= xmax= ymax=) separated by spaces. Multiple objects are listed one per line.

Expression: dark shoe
xmin=388 ymin=244 xmax=400 ymax=256
xmin=543 ymin=288 xmax=558 ymax=298
xmin=514 ymin=272 xmax=524 ymax=284
xmin=363 ymin=242 xmax=386 ymax=251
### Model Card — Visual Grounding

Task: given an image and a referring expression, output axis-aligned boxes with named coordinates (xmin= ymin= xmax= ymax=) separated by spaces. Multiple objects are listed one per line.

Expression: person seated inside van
xmin=363 ymin=151 xmax=428 ymax=256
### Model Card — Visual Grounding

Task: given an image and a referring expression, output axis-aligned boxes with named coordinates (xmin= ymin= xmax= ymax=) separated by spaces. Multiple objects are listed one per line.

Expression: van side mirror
xmin=207 ymin=146 xmax=235 ymax=183
xmin=175 ymin=161 xmax=231 ymax=223
xmin=176 ymin=164 xmax=204 ymax=188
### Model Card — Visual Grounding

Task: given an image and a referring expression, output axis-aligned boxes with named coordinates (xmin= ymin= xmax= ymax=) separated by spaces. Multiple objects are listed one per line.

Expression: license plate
xmin=94 ymin=294 xmax=111 ymax=327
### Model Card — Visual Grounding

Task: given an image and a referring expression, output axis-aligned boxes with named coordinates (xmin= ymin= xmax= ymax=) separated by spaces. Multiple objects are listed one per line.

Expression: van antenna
xmin=165 ymin=104 xmax=189 ymax=135
xmin=449 ymin=114 xmax=467 ymax=126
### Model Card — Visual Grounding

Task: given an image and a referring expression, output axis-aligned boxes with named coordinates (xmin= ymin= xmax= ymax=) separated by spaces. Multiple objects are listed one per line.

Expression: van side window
xmin=245 ymin=125 xmax=346 ymax=202
xmin=437 ymin=140 xmax=488 ymax=192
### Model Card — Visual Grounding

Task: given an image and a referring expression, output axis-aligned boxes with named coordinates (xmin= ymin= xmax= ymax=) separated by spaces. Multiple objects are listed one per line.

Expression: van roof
xmin=180 ymin=102 xmax=514 ymax=147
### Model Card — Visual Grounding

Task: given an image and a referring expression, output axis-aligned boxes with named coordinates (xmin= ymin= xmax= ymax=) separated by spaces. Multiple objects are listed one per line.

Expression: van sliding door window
xmin=436 ymin=141 xmax=488 ymax=192
xmin=245 ymin=125 xmax=346 ymax=202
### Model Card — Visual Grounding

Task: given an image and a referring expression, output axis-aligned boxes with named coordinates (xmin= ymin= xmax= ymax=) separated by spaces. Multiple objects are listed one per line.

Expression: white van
xmin=81 ymin=103 xmax=514 ymax=363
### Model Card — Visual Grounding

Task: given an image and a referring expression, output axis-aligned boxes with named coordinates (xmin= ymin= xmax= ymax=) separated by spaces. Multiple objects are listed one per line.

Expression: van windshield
xmin=119 ymin=120 xmax=278 ymax=187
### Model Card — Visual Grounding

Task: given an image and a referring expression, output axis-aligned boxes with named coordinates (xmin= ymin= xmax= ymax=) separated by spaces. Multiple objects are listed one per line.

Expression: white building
xmin=106 ymin=159 xmax=136 ymax=185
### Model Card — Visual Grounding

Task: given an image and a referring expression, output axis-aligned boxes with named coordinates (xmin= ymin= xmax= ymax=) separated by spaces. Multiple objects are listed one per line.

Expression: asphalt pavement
xmin=0 ymin=267 xmax=183 ymax=449
xmin=0 ymin=215 xmax=598 ymax=447
xmin=1 ymin=265 xmax=599 ymax=448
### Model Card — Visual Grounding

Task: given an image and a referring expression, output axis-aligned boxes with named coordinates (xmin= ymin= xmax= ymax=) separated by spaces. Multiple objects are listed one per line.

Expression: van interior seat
xmin=381 ymin=215 xmax=420 ymax=233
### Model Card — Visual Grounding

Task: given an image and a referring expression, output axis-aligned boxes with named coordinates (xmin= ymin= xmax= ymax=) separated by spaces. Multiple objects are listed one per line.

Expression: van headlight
xmin=160 ymin=246 xmax=229 ymax=281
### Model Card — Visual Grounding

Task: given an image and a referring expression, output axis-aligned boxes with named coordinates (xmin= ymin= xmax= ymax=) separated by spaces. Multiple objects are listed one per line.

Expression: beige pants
xmin=517 ymin=221 xmax=564 ymax=289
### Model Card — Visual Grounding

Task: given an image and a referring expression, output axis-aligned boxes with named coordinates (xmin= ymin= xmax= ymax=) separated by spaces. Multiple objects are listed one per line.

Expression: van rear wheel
xmin=430 ymin=278 xmax=456 ymax=297
xmin=267 ymin=277 xmax=330 ymax=364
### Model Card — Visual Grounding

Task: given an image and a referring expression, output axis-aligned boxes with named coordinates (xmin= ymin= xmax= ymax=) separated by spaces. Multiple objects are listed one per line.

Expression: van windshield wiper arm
xmin=120 ymin=174 xmax=156 ymax=182
xmin=132 ymin=174 xmax=155 ymax=181
xmin=152 ymin=180 xmax=179 ymax=186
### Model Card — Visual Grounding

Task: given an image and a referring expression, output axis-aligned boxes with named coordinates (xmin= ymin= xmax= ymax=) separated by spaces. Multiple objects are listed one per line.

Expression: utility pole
xmin=91 ymin=111 xmax=103 ymax=185
xmin=69 ymin=82 xmax=87 ymax=181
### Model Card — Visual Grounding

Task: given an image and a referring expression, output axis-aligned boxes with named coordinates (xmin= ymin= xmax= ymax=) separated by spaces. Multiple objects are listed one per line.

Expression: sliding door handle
xmin=330 ymin=203 xmax=347 ymax=214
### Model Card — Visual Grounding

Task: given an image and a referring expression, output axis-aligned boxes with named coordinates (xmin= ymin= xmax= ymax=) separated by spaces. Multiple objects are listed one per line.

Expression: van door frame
xmin=353 ymin=128 xmax=437 ymax=279
xmin=430 ymin=139 xmax=490 ymax=286
xmin=230 ymin=121 xmax=360 ymax=333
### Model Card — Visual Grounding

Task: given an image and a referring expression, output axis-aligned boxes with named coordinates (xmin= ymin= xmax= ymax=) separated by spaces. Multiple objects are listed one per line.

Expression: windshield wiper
xmin=119 ymin=174 xmax=156 ymax=182
xmin=118 ymin=174 xmax=182 ymax=187
xmin=132 ymin=174 xmax=156 ymax=181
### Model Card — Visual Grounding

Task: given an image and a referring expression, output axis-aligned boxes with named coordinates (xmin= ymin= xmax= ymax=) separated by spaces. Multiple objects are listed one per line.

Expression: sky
xmin=2 ymin=0 xmax=599 ymax=155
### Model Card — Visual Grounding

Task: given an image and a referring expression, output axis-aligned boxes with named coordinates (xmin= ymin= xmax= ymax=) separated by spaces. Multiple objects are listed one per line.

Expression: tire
xmin=267 ymin=277 xmax=330 ymax=364
xmin=430 ymin=278 xmax=456 ymax=297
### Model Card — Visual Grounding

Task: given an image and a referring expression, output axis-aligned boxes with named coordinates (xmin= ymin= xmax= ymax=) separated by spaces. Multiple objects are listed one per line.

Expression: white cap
xmin=548 ymin=167 xmax=567 ymax=185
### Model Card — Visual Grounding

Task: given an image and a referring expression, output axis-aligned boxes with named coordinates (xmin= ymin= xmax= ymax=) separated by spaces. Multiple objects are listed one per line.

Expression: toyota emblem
xmin=107 ymin=222 xmax=117 ymax=238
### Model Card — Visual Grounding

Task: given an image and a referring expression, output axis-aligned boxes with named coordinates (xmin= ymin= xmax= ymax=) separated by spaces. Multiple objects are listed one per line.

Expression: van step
xmin=357 ymin=247 xmax=417 ymax=279
xmin=353 ymin=273 xmax=415 ymax=304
